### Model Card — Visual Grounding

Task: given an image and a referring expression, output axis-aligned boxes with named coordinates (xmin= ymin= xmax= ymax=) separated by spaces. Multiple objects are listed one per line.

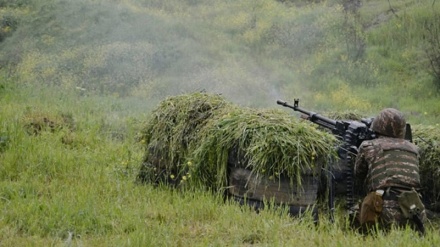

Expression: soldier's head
xmin=371 ymin=108 xmax=406 ymax=138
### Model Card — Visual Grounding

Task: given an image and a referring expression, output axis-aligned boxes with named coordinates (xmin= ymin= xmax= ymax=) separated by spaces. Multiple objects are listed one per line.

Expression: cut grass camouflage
xmin=137 ymin=92 xmax=337 ymax=196
xmin=137 ymin=92 xmax=232 ymax=187
xmin=137 ymin=94 xmax=440 ymax=214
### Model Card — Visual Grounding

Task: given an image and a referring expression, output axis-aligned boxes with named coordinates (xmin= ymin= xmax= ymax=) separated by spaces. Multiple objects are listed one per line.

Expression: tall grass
xmin=1 ymin=74 xmax=439 ymax=247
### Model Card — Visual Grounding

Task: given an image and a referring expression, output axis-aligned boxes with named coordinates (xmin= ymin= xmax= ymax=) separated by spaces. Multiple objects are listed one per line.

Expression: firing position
xmin=354 ymin=108 xmax=426 ymax=234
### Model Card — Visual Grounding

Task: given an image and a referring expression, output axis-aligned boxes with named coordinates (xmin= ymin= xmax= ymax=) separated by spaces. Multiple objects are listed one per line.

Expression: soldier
xmin=354 ymin=108 xmax=426 ymax=234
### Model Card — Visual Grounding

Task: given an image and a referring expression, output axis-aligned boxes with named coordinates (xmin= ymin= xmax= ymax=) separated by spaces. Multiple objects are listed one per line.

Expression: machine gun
xmin=277 ymin=99 xmax=376 ymax=147
xmin=277 ymin=99 xmax=414 ymax=216
xmin=277 ymin=99 xmax=377 ymax=220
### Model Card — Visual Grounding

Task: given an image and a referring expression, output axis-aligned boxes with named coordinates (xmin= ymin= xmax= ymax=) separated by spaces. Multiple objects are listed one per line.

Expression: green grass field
xmin=1 ymin=79 xmax=439 ymax=246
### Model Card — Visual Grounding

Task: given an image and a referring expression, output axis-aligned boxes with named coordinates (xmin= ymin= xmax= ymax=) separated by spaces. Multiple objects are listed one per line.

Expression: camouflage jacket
xmin=354 ymin=136 xmax=421 ymax=192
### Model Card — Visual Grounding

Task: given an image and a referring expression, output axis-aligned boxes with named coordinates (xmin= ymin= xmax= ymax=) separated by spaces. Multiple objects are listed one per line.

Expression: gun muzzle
xmin=276 ymin=100 xmax=287 ymax=106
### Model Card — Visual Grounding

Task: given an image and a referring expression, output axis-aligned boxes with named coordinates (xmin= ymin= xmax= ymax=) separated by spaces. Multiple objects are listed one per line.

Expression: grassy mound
xmin=137 ymin=92 xmax=337 ymax=192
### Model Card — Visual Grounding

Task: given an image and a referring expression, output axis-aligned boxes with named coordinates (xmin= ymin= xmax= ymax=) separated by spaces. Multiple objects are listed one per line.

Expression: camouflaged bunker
xmin=137 ymin=92 xmax=440 ymax=218
xmin=137 ymin=92 xmax=337 ymax=217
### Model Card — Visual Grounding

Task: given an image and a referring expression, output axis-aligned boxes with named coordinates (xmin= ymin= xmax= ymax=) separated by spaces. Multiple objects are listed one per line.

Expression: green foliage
xmin=423 ymin=11 xmax=440 ymax=89
xmin=0 ymin=0 xmax=439 ymax=118
xmin=413 ymin=124 xmax=440 ymax=211
xmin=191 ymin=104 xmax=336 ymax=189
xmin=138 ymin=92 xmax=337 ymax=191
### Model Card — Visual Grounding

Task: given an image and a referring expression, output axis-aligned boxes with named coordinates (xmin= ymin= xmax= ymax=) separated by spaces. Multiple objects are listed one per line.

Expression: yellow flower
xmin=170 ymin=174 xmax=175 ymax=179
xmin=182 ymin=176 xmax=187 ymax=181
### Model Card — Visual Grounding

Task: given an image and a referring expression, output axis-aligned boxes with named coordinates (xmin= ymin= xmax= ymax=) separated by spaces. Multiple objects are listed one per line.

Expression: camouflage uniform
xmin=354 ymin=108 xmax=425 ymax=230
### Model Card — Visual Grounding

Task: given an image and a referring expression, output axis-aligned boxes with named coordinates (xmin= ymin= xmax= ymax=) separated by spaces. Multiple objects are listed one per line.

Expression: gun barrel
xmin=277 ymin=99 xmax=337 ymax=129
xmin=276 ymin=100 xmax=288 ymax=107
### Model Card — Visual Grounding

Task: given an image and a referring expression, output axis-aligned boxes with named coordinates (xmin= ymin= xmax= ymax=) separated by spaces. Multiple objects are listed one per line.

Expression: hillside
xmin=0 ymin=0 xmax=439 ymax=122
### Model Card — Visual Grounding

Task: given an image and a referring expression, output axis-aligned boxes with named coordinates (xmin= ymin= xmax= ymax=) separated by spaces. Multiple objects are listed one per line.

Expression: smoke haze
xmin=2 ymin=0 xmax=311 ymax=108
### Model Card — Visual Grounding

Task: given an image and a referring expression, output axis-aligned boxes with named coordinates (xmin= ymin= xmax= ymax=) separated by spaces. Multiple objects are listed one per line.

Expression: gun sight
xmin=294 ymin=99 xmax=299 ymax=109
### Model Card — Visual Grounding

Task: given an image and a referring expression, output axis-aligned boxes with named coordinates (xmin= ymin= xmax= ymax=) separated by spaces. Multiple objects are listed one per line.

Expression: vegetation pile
xmin=326 ymin=111 xmax=368 ymax=121
xmin=412 ymin=125 xmax=440 ymax=211
xmin=137 ymin=92 xmax=337 ymax=192
xmin=137 ymin=92 xmax=231 ymax=186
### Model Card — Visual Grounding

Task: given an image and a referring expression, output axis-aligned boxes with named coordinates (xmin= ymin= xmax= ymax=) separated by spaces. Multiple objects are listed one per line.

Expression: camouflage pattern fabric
xmin=355 ymin=137 xmax=420 ymax=192
xmin=354 ymin=136 xmax=425 ymax=228
xmin=380 ymin=200 xmax=426 ymax=230
xmin=349 ymin=199 xmax=426 ymax=233
xmin=371 ymin=108 xmax=407 ymax=138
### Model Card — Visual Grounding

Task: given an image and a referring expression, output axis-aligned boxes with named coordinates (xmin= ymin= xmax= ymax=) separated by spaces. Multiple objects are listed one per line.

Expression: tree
xmin=424 ymin=14 xmax=440 ymax=90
